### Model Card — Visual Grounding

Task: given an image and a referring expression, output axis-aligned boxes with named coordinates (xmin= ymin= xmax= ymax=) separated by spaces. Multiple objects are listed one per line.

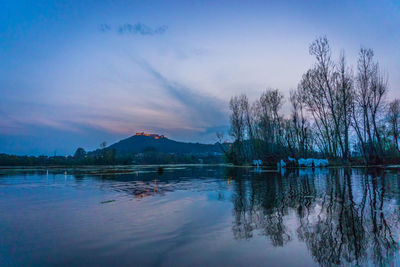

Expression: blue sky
xmin=1 ymin=0 xmax=399 ymax=155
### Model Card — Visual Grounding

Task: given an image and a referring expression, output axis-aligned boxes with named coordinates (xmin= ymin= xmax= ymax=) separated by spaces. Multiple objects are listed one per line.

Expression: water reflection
xmin=1 ymin=166 xmax=400 ymax=266
xmin=68 ymin=166 xmax=400 ymax=265
xmin=87 ymin=167 xmax=229 ymax=199
xmin=229 ymin=168 xmax=400 ymax=266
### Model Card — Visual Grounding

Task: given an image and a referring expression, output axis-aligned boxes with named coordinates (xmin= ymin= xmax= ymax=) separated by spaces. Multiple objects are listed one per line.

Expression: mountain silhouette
xmin=107 ymin=133 xmax=223 ymax=155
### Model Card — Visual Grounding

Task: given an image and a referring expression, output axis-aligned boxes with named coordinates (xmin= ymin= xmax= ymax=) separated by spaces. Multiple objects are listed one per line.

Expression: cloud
xmin=99 ymin=23 xmax=167 ymax=36
xmin=131 ymin=56 xmax=228 ymax=128
xmin=99 ymin=24 xmax=111 ymax=32
xmin=117 ymin=23 xmax=167 ymax=35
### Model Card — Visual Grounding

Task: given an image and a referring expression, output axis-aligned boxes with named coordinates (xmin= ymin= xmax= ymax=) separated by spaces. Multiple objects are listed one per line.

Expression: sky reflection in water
xmin=0 ymin=166 xmax=400 ymax=266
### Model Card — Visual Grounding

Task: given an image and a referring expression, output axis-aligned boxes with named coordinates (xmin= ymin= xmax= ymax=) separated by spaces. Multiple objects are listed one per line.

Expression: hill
xmin=107 ymin=133 xmax=223 ymax=155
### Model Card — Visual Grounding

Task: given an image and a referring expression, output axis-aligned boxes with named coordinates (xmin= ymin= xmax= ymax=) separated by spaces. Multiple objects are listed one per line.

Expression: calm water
xmin=1 ymin=166 xmax=400 ymax=266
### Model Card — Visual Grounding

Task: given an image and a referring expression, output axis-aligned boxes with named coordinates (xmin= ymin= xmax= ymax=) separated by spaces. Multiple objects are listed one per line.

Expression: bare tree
xmin=241 ymin=95 xmax=255 ymax=160
xmin=229 ymin=95 xmax=248 ymax=164
xmin=353 ymin=48 xmax=387 ymax=164
xmin=299 ymin=37 xmax=342 ymax=158
xmin=252 ymin=89 xmax=284 ymax=161
xmin=387 ymin=99 xmax=400 ymax=153
xmin=334 ymin=52 xmax=354 ymax=162
xmin=289 ymin=89 xmax=312 ymax=157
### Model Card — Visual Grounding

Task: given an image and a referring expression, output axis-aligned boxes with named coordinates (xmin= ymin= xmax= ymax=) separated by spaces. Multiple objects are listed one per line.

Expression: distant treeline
xmin=0 ymin=148 xmax=119 ymax=166
xmin=0 ymin=147 xmax=224 ymax=166
xmin=222 ymin=37 xmax=400 ymax=166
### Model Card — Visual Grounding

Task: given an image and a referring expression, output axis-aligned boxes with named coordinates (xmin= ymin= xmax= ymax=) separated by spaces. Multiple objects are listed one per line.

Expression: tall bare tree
xmin=229 ymin=95 xmax=246 ymax=164
xmin=387 ymin=99 xmax=400 ymax=153
xmin=299 ymin=37 xmax=343 ymax=158
xmin=287 ymin=89 xmax=312 ymax=157
xmin=334 ymin=52 xmax=354 ymax=162
xmin=252 ymin=89 xmax=284 ymax=160
xmin=353 ymin=48 xmax=387 ymax=163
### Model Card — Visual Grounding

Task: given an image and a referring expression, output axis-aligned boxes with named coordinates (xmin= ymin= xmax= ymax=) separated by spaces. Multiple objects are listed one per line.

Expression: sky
xmin=0 ymin=0 xmax=399 ymax=155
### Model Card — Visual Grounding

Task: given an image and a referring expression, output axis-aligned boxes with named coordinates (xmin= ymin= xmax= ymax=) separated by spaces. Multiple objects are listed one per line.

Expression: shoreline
xmin=1 ymin=163 xmax=400 ymax=170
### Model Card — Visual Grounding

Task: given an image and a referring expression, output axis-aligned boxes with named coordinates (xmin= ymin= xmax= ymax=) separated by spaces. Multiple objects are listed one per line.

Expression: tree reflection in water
xmin=65 ymin=166 xmax=400 ymax=265
xmin=229 ymin=167 xmax=400 ymax=266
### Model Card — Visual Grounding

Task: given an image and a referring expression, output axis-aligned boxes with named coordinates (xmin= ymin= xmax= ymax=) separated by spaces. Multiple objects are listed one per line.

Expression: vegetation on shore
xmin=222 ymin=37 xmax=400 ymax=166
xmin=0 ymin=148 xmax=224 ymax=166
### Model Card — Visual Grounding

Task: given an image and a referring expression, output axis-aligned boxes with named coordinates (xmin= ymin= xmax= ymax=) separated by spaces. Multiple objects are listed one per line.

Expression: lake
xmin=1 ymin=165 xmax=400 ymax=266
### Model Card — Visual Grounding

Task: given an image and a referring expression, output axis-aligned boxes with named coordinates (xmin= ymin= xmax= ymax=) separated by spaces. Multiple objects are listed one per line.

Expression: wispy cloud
xmin=131 ymin=56 xmax=227 ymax=128
xmin=99 ymin=23 xmax=168 ymax=36
xmin=118 ymin=23 xmax=167 ymax=35
xmin=99 ymin=24 xmax=111 ymax=32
